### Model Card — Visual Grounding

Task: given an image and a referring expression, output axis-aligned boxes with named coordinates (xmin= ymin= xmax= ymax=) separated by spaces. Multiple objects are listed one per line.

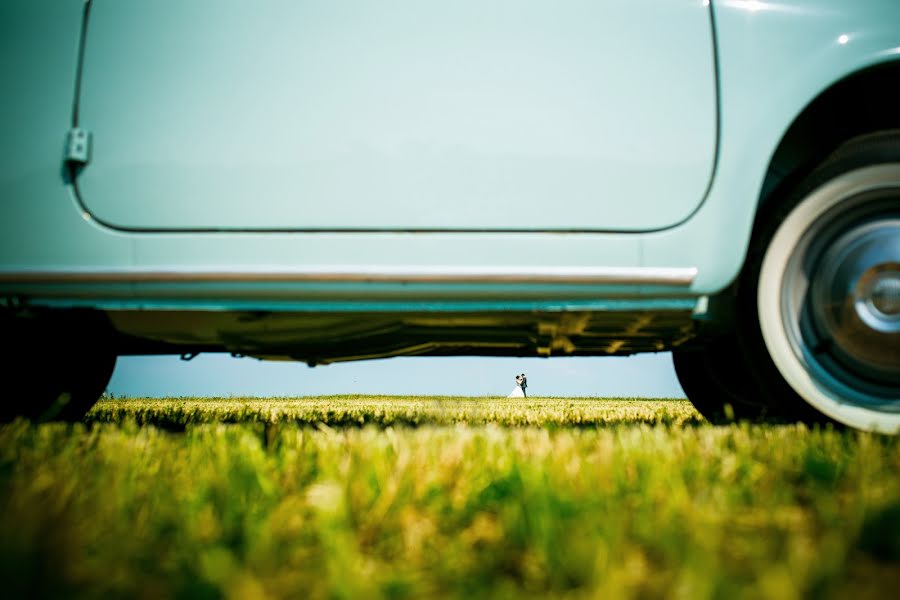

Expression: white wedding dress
xmin=508 ymin=381 xmax=526 ymax=398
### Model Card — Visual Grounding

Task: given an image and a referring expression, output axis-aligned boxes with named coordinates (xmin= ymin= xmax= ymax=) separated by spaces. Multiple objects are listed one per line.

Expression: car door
xmin=75 ymin=0 xmax=717 ymax=232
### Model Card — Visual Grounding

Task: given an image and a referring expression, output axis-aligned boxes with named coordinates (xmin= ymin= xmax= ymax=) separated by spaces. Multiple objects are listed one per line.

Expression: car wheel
xmin=0 ymin=313 xmax=117 ymax=422
xmin=739 ymin=131 xmax=900 ymax=433
xmin=673 ymin=334 xmax=774 ymax=423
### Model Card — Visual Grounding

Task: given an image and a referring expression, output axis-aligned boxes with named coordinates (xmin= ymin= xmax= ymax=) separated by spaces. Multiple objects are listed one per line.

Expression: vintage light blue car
xmin=1 ymin=0 xmax=898 ymax=431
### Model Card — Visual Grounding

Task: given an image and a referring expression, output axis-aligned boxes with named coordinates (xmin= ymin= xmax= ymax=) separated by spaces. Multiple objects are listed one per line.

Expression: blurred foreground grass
xmin=1 ymin=396 xmax=899 ymax=599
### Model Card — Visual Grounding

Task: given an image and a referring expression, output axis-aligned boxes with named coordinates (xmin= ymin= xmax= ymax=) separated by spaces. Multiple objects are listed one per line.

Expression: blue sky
xmin=108 ymin=352 xmax=685 ymax=398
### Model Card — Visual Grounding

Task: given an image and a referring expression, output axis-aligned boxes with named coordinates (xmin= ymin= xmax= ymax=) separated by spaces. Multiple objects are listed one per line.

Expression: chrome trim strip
xmin=0 ymin=266 xmax=697 ymax=286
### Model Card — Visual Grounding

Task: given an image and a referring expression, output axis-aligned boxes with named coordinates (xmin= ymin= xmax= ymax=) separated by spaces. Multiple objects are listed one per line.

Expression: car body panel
xmin=644 ymin=0 xmax=900 ymax=291
xmin=1 ymin=0 xmax=900 ymax=361
xmin=75 ymin=0 xmax=717 ymax=232
xmin=0 ymin=1 xmax=106 ymax=267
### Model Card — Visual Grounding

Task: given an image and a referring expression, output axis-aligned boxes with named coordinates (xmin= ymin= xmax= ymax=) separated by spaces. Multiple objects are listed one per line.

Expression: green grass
xmin=85 ymin=395 xmax=703 ymax=429
xmin=2 ymin=396 xmax=899 ymax=599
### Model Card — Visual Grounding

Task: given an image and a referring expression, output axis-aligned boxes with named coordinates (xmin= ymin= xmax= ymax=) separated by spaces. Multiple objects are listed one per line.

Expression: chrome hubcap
xmin=866 ymin=270 xmax=900 ymax=320
xmin=787 ymin=192 xmax=900 ymax=407
xmin=808 ymin=220 xmax=900 ymax=386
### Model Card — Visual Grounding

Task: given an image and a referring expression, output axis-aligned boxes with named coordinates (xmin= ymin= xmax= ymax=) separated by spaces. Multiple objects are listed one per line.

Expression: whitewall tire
xmin=757 ymin=164 xmax=900 ymax=433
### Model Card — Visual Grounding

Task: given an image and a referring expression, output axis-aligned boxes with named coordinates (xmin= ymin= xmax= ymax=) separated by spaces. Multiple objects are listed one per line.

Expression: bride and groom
xmin=508 ymin=373 xmax=527 ymax=398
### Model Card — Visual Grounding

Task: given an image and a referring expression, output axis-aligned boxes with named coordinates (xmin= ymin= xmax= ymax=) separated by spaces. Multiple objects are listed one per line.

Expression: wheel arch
xmin=697 ymin=58 xmax=900 ymax=329
xmin=758 ymin=58 xmax=900 ymax=220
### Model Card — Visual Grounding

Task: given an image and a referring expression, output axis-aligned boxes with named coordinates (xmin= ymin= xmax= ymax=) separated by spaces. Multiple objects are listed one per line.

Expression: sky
xmin=108 ymin=352 xmax=686 ymax=398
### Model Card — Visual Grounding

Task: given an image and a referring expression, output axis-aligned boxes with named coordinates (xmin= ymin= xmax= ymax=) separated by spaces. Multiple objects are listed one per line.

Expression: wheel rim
xmin=759 ymin=164 xmax=900 ymax=433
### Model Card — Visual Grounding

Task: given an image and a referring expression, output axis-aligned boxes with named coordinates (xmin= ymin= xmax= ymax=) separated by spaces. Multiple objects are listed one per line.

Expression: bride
xmin=507 ymin=373 xmax=527 ymax=398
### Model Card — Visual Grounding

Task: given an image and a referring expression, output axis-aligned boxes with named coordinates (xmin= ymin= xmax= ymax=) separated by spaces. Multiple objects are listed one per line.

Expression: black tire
xmin=733 ymin=130 xmax=900 ymax=432
xmin=673 ymin=334 xmax=774 ymax=423
xmin=0 ymin=312 xmax=117 ymax=422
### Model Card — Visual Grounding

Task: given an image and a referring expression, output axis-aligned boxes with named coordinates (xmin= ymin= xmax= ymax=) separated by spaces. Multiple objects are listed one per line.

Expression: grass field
xmin=2 ymin=396 xmax=899 ymax=599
